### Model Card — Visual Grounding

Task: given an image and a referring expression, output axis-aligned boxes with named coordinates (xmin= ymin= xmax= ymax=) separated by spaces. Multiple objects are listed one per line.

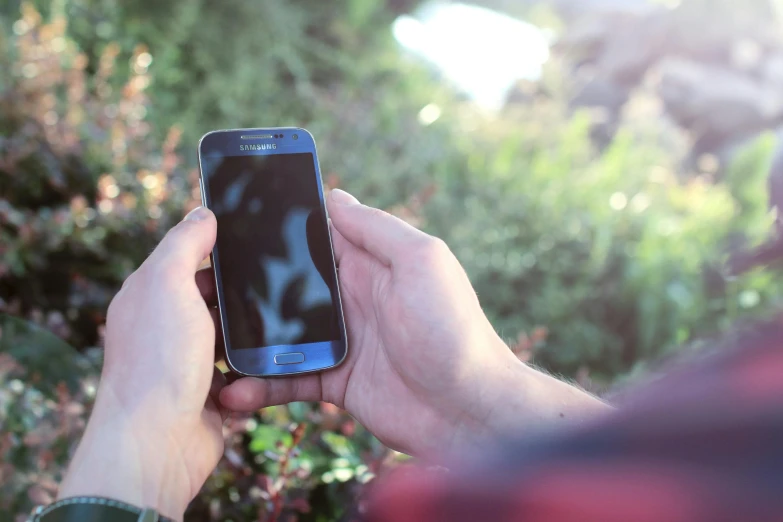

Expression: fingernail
xmin=184 ymin=206 xmax=211 ymax=222
xmin=330 ymin=188 xmax=359 ymax=206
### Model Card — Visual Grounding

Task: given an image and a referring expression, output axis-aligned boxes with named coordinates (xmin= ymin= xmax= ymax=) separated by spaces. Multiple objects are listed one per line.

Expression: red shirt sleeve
xmin=368 ymin=320 xmax=783 ymax=522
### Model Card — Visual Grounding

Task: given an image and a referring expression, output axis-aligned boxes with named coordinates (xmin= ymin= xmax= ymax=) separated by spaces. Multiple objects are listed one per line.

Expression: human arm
xmin=57 ymin=207 xmax=224 ymax=521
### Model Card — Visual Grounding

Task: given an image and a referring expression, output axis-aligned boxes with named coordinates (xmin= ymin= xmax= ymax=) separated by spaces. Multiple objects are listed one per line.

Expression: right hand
xmin=219 ymin=189 xmax=603 ymax=458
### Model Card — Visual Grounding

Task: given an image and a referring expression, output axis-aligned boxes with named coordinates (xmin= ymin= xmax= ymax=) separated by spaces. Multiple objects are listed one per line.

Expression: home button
xmin=274 ymin=352 xmax=305 ymax=365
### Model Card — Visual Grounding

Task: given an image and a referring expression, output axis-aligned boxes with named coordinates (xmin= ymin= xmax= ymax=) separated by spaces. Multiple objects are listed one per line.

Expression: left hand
xmin=58 ymin=207 xmax=224 ymax=521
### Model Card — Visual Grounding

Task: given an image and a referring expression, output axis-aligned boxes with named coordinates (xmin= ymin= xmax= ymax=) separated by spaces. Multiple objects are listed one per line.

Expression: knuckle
xmin=108 ymin=270 xmax=138 ymax=318
xmin=430 ymin=236 xmax=451 ymax=254
xmin=106 ymin=287 xmax=126 ymax=321
xmin=120 ymin=270 xmax=136 ymax=290
xmin=414 ymin=235 xmax=451 ymax=266
xmin=106 ymin=294 xmax=120 ymax=319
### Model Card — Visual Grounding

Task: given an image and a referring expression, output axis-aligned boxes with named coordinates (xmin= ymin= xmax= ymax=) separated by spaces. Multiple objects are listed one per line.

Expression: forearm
xmin=505 ymin=361 xmax=610 ymax=428
xmin=58 ymin=390 xmax=191 ymax=521
xmin=451 ymin=344 xmax=611 ymax=453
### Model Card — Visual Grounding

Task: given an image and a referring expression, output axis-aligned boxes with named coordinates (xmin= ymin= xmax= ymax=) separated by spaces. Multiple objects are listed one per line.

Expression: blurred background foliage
xmin=3 ymin=0 xmax=783 ymax=520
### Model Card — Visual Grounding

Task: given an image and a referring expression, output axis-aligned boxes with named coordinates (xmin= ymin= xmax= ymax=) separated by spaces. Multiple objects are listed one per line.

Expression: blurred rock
xmin=762 ymin=52 xmax=783 ymax=85
xmin=657 ymin=58 xmax=783 ymax=155
xmin=481 ymin=0 xmax=653 ymax=22
xmin=571 ymin=77 xmax=628 ymax=112
xmin=551 ymin=0 xmax=783 ymax=162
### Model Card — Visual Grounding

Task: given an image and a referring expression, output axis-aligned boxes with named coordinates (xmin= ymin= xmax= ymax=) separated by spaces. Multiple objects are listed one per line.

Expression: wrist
xmin=58 ymin=388 xmax=192 ymax=521
xmin=447 ymin=337 xmax=610 ymax=454
xmin=444 ymin=352 xmax=528 ymax=453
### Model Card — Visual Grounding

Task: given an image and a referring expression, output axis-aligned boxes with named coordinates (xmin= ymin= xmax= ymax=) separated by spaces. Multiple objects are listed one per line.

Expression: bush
xmin=0 ymin=6 xmax=399 ymax=519
xmin=423 ymin=105 xmax=783 ymax=381
xmin=0 ymin=4 xmax=196 ymax=348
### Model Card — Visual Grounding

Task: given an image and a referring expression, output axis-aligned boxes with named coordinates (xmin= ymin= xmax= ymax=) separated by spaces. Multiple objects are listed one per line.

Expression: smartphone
xmin=197 ymin=128 xmax=347 ymax=377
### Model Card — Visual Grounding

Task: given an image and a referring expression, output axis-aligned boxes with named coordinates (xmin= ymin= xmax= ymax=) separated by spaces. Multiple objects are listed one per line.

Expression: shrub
xmin=0 ymin=4 xmax=197 ymax=349
xmin=0 ymin=6 xmax=396 ymax=519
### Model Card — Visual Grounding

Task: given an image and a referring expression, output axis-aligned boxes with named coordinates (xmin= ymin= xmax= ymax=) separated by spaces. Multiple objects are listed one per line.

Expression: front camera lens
xmin=292 ymin=134 xmax=299 ymax=140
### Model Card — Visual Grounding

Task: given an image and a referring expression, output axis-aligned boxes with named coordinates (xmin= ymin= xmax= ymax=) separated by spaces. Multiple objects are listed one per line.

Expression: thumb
xmin=147 ymin=206 xmax=217 ymax=277
xmin=327 ymin=189 xmax=428 ymax=265
xmin=219 ymin=374 xmax=323 ymax=411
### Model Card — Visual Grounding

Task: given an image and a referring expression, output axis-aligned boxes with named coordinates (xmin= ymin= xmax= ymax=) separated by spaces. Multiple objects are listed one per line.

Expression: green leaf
xmin=248 ymin=424 xmax=291 ymax=454
xmin=321 ymin=432 xmax=356 ymax=458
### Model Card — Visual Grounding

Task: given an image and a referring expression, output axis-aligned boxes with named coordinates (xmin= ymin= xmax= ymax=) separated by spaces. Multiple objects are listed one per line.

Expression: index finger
xmin=327 ymin=189 xmax=429 ymax=266
xmin=196 ymin=266 xmax=218 ymax=307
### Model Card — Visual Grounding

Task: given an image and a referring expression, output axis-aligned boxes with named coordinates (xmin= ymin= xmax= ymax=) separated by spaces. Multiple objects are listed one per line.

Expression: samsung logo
xmin=240 ymin=144 xmax=276 ymax=151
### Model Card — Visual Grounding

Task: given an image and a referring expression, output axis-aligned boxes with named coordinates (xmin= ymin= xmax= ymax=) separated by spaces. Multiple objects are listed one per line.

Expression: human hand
xmin=58 ymin=207 xmax=224 ymax=520
xmin=220 ymin=190 xmax=605 ymax=459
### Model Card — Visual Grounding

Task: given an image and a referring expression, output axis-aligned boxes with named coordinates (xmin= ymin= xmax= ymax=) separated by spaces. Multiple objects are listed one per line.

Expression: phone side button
xmin=274 ymin=352 xmax=306 ymax=365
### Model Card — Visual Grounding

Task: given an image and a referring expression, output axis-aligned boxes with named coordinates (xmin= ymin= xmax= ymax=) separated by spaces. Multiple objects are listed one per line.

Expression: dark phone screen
xmin=203 ymin=152 xmax=340 ymax=350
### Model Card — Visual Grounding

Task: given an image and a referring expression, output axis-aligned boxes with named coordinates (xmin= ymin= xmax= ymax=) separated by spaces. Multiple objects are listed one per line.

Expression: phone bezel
xmin=197 ymin=127 xmax=348 ymax=377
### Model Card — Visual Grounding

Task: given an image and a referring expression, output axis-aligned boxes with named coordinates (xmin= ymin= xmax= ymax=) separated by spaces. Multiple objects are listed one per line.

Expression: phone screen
xmin=202 ymin=152 xmax=341 ymax=351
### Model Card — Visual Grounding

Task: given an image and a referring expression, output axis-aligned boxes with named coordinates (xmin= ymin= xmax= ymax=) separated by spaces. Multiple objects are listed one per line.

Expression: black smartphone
xmin=197 ymin=128 xmax=347 ymax=377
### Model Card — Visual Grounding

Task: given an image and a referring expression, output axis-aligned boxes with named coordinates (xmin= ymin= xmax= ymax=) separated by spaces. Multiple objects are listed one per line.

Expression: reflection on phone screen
xmin=204 ymin=153 xmax=339 ymax=350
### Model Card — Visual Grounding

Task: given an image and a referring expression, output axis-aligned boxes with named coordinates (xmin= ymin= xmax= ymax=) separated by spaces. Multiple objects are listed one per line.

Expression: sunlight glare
xmin=418 ymin=103 xmax=442 ymax=125
xmin=393 ymin=3 xmax=550 ymax=112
